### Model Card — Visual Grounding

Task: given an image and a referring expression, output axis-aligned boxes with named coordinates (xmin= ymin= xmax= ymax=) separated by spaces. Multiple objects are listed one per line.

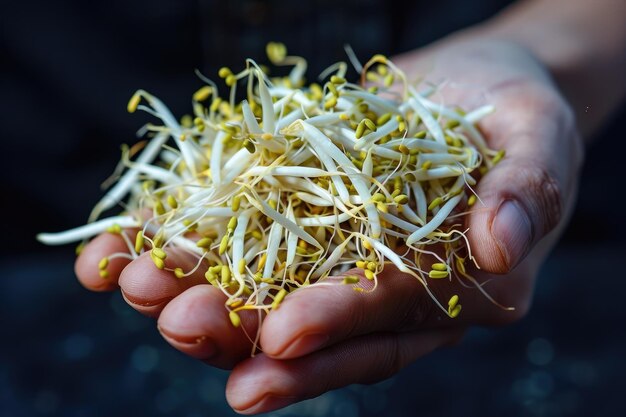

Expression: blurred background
xmin=1 ymin=1 xmax=624 ymax=416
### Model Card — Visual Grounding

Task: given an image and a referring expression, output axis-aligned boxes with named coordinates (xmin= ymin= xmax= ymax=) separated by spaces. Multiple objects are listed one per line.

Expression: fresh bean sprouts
xmin=38 ymin=43 xmax=506 ymax=326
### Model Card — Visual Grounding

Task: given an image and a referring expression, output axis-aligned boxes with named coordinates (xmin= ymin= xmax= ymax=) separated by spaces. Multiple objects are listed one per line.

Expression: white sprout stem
xmin=381 ymin=138 xmax=450 ymax=153
xmin=242 ymin=166 xmax=330 ymax=178
xmin=297 ymin=210 xmax=356 ymax=226
xmin=128 ymin=161 xmax=181 ymax=185
xmin=169 ymin=235 xmax=204 ymax=256
xmin=465 ymin=105 xmax=495 ymax=124
xmin=360 ymin=234 xmax=412 ymax=274
xmin=406 ymin=194 xmax=463 ymax=245
xmin=306 ymin=113 xmax=343 ymax=127
xmin=312 ymin=238 xmax=353 ymax=278
xmin=263 ymin=219 xmax=284 ymax=279
xmin=140 ymin=92 xmax=200 ymax=174
xmin=353 ymin=119 xmax=399 ymax=151
xmin=246 ymin=188 xmax=322 ymax=250
xmin=378 ymin=166 xmax=464 ymax=183
xmin=285 ymin=205 xmax=299 ymax=266
xmin=281 ymin=177 xmax=352 ymax=214
xmin=242 ymin=101 xmax=263 ymax=134
xmin=293 ymin=192 xmax=334 ymax=207
xmin=299 ymin=122 xmax=381 ymax=238
xmin=37 ymin=215 xmax=139 ymax=245
xmin=210 ymin=130 xmax=227 ymax=185
xmin=90 ymin=132 xmax=168 ymax=222
xmin=257 ymin=74 xmax=276 ymax=134
xmin=417 ymin=153 xmax=467 ymax=165
xmin=362 ymin=151 xmax=373 ymax=177
xmin=232 ymin=209 xmax=253 ymax=281
xmin=276 ymin=108 xmax=304 ymax=131
xmin=379 ymin=212 xmax=419 ymax=233
xmin=342 ymin=90 xmax=399 ymax=114
xmin=411 ymin=182 xmax=428 ymax=221
xmin=222 ymin=149 xmax=255 ymax=183
xmin=407 ymin=97 xmax=446 ymax=145
xmin=398 ymin=203 xmax=424 ymax=226
xmin=269 ymin=87 xmax=316 ymax=108
xmin=417 ymin=95 xmax=489 ymax=151
xmin=307 ymin=144 xmax=351 ymax=202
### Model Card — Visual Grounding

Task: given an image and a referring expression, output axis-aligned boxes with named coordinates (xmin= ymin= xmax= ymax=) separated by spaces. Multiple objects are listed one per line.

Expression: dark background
xmin=1 ymin=1 xmax=624 ymax=416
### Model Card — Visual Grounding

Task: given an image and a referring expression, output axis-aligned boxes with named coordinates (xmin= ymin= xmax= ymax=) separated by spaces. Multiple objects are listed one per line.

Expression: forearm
xmin=480 ymin=0 xmax=626 ymax=139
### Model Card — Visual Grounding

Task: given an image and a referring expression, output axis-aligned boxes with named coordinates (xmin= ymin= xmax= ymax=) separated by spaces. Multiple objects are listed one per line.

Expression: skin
xmin=75 ymin=0 xmax=624 ymax=413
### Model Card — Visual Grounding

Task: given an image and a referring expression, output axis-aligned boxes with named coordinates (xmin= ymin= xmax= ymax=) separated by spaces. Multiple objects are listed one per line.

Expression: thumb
xmin=467 ymin=94 xmax=582 ymax=274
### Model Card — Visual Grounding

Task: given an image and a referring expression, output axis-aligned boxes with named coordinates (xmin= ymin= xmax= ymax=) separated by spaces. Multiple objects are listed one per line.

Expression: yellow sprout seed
xmin=428 ymin=270 xmax=449 ymax=279
xmin=152 ymin=248 xmax=167 ymax=260
xmin=127 ymin=92 xmax=141 ymax=113
xmin=192 ymin=86 xmax=212 ymax=102
xmin=98 ymin=257 xmax=109 ymax=270
xmin=221 ymin=265 xmax=231 ymax=284
xmin=196 ymin=237 xmax=213 ymax=249
xmin=394 ymin=194 xmax=409 ymax=205
xmin=271 ymin=289 xmax=288 ymax=309
xmin=152 ymin=257 xmax=165 ymax=270
xmin=229 ymin=310 xmax=241 ymax=328
xmin=218 ymin=67 xmax=232 ymax=78
xmin=428 ymin=197 xmax=443 ymax=211
xmin=431 ymin=263 xmax=447 ymax=271
xmin=219 ymin=235 xmax=229 ymax=255
xmin=449 ymin=304 xmax=462 ymax=318
xmin=492 ymin=149 xmax=506 ymax=164
xmin=167 ymin=195 xmax=178 ymax=209
xmin=205 ymin=270 xmax=217 ymax=284
xmin=342 ymin=275 xmax=360 ymax=284
xmin=134 ymin=232 xmax=144 ymax=253
xmin=448 ymin=295 xmax=459 ymax=309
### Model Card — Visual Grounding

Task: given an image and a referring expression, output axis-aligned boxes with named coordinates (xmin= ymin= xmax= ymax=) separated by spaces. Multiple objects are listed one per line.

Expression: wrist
xmin=473 ymin=1 xmax=626 ymax=140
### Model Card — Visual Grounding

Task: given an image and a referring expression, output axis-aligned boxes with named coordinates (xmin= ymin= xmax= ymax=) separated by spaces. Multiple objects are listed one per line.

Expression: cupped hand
xmin=75 ymin=37 xmax=583 ymax=414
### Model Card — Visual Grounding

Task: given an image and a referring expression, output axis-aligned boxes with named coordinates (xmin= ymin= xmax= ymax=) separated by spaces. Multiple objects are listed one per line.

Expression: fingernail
xmin=278 ymin=333 xmax=329 ymax=358
xmin=237 ymin=394 xmax=298 ymax=414
xmin=491 ymin=200 xmax=533 ymax=269
xmin=158 ymin=327 xmax=218 ymax=360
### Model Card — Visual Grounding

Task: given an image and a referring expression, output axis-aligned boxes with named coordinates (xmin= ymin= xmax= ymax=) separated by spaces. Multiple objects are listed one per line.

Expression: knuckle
xmin=500 ymin=159 xmax=563 ymax=238
xmin=521 ymin=162 xmax=563 ymax=235
xmin=363 ymin=336 xmax=404 ymax=384
xmin=395 ymin=292 xmax=436 ymax=332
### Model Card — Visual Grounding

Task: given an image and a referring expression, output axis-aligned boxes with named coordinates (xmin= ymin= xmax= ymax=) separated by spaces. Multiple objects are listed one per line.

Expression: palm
xmin=75 ymin=38 xmax=582 ymax=414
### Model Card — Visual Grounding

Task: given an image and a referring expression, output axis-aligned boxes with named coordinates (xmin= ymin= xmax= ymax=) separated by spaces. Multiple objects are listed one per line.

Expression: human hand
xmin=74 ymin=36 xmax=583 ymax=414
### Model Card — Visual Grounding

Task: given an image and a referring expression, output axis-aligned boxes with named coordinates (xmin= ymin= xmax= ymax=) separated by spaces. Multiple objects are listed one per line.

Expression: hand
xmin=75 ymin=37 xmax=583 ymax=414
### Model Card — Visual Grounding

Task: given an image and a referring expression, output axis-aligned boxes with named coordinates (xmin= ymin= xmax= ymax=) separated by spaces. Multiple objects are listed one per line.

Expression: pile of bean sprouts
xmin=38 ymin=43 xmax=505 ymax=326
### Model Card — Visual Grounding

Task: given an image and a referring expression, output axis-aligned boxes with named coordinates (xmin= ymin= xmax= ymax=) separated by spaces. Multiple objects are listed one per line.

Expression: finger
xmin=227 ymin=327 xmax=464 ymax=414
xmin=259 ymin=265 xmax=505 ymax=360
xmin=74 ymin=230 xmax=138 ymax=291
xmin=468 ymin=81 xmax=583 ymax=273
xmin=118 ymin=248 xmax=209 ymax=317
xmin=157 ymin=285 xmax=260 ymax=369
